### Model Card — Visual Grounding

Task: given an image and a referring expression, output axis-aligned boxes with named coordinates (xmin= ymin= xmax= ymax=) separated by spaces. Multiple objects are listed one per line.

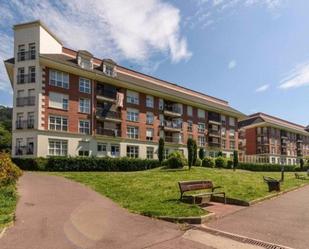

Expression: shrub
xmin=226 ymin=159 xmax=233 ymax=169
xmin=238 ymin=163 xmax=296 ymax=172
xmin=166 ymin=151 xmax=187 ymax=169
xmin=215 ymin=156 xmax=227 ymax=168
xmin=195 ymin=158 xmax=202 ymax=167
xmin=0 ymin=154 xmax=22 ymax=185
xmin=158 ymin=138 xmax=164 ymax=165
xmin=295 ymin=165 xmax=309 ymax=172
xmin=12 ymin=157 xmax=160 ymax=172
xmin=233 ymin=150 xmax=238 ymax=169
xmin=187 ymin=138 xmax=194 ymax=169
xmin=202 ymin=157 xmax=215 ymax=168
xmin=199 ymin=148 xmax=205 ymax=160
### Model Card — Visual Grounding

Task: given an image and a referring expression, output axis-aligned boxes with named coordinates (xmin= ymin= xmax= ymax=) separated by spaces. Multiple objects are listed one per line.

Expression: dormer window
xmin=77 ymin=50 xmax=93 ymax=70
xmin=102 ymin=59 xmax=117 ymax=77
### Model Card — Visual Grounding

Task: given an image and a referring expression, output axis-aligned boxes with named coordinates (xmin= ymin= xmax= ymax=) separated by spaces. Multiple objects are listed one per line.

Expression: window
xmin=49 ymin=116 xmax=68 ymax=131
xmin=78 ymin=150 xmax=89 ymax=157
xmin=27 ymin=112 xmax=34 ymax=128
xmin=229 ymin=129 xmax=235 ymax=139
xmin=49 ymin=92 xmax=69 ymax=110
xmin=229 ymin=117 xmax=235 ymax=127
xmin=29 ymin=43 xmax=36 ymax=59
xmin=221 ymin=139 xmax=226 ymax=149
xmin=126 ymin=90 xmax=139 ymax=104
xmin=198 ymin=123 xmax=205 ymax=133
xmin=111 ymin=144 xmax=120 ymax=156
xmin=79 ymin=58 xmax=93 ymax=70
xmin=146 ymin=147 xmax=154 ymax=159
xmin=79 ymin=120 xmax=90 ymax=134
xmin=48 ymin=139 xmax=68 ymax=156
xmin=146 ymin=112 xmax=154 ymax=124
xmin=29 ymin=66 xmax=36 ymax=83
xmin=50 ymin=70 xmax=69 ymax=89
xmin=17 ymin=67 xmax=25 ymax=84
xmin=103 ymin=64 xmax=115 ymax=77
xmin=187 ymin=120 xmax=193 ymax=132
xmin=146 ymin=95 xmax=154 ymax=108
xmin=221 ymin=115 xmax=226 ymax=125
xmin=230 ymin=141 xmax=235 ymax=150
xmin=26 ymin=138 xmax=34 ymax=154
xmin=127 ymin=146 xmax=139 ymax=158
xmin=17 ymin=44 xmax=25 ymax=61
xmin=146 ymin=128 xmax=154 ymax=141
xmin=198 ymin=109 xmax=205 ymax=119
xmin=159 ymin=99 xmax=164 ymax=110
xmin=221 ymin=127 xmax=226 ymax=137
xmin=127 ymin=108 xmax=139 ymax=122
xmin=187 ymin=106 xmax=193 ymax=116
xmin=198 ymin=136 xmax=206 ymax=146
xmin=97 ymin=143 xmax=107 ymax=153
xmin=127 ymin=126 xmax=139 ymax=139
xmin=79 ymin=98 xmax=90 ymax=113
xmin=79 ymin=78 xmax=91 ymax=94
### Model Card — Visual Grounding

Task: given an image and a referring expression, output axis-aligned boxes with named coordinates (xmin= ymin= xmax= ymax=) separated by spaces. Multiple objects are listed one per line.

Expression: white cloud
xmin=255 ymin=84 xmax=270 ymax=92
xmin=228 ymin=60 xmax=237 ymax=69
xmin=0 ymin=0 xmax=191 ymax=94
xmin=279 ymin=62 xmax=309 ymax=89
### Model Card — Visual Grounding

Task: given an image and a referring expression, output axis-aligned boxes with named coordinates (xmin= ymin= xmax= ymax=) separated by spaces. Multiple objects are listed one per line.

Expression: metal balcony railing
xmin=163 ymin=121 xmax=182 ymax=129
xmin=96 ymin=127 xmax=120 ymax=137
xmin=16 ymin=120 xmax=34 ymax=129
xmin=17 ymin=50 xmax=36 ymax=61
xmin=96 ymin=88 xmax=117 ymax=99
xmin=17 ymin=74 xmax=36 ymax=84
xmin=164 ymin=136 xmax=183 ymax=144
xmin=15 ymin=146 xmax=34 ymax=155
xmin=16 ymin=96 xmax=35 ymax=107
xmin=96 ymin=109 xmax=121 ymax=120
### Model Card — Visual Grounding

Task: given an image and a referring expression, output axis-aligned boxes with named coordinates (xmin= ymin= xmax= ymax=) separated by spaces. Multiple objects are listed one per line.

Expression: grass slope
xmin=0 ymin=184 xmax=17 ymax=228
xmin=54 ymin=167 xmax=308 ymax=218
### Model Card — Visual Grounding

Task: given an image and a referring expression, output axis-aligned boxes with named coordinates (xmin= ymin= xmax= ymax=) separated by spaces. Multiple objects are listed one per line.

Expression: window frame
xmin=48 ymin=139 xmax=68 ymax=156
xmin=127 ymin=126 xmax=139 ymax=139
xmin=126 ymin=145 xmax=139 ymax=158
xmin=79 ymin=120 xmax=90 ymax=134
xmin=79 ymin=77 xmax=91 ymax=94
xmin=48 ymin=115 xmax=68 ymax=132
xmin=146 ymin=95 xmax=154 ymax=108
xmin=79 ymin=98 xmax=91 ymax=114
xmin=49 ymin=70 xmax=69 ymax=89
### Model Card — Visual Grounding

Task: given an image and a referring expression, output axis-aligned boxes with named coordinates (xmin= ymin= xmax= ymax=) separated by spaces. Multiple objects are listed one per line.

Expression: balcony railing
xmin=15 ymin=146 xmax=34 ymax=156
xmin=163 ymin=121 xmax=182 ymax=129
xmin=96 ymin=109 xmax=121 ymax=120
xmin=17 ymin=50 xmax=36 ymax=61
xmin=16 ymin=96 xmax=35 ymax=107
xmin=16 ymin=120 xmax=34 ymax=129
xmin=163 ymin=105 xmax=182 ymax=116
xmin=96 ymin=127 xmax=120 ymax=137
xmin=96 ymin=88 xmax=117 ymax=99
xmin=164 ymin=136 xmax=183 ymax=144
xmin=17 ymin=74 xmax=36 ymax=84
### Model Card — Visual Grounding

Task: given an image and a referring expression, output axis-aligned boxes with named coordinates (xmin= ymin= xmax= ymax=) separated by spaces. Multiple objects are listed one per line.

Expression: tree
xmin=199 ymin=148 xmax=205 ymax=160
xmin=217 ymin=151 xmax=223 ymax=157
xmin=187 ymin=138 xmax=194 ymax=170
xmin=193 ymin=140 xmax=197 ymax=166
xmin=233 ymin=150 xmax=238 ymax=171
xmin=300 ymin=158 xmax=304 ymax=170
xmin=158 ymin=138 xmax=164 ymax=165
xmin=0 ymin=125 xmax=11 ymax=152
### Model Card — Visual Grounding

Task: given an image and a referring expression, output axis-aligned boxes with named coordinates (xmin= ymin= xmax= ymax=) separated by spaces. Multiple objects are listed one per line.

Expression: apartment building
xmin=239 ymin=113 xmax=309 ymax=165
xmin=4 ymin=20 xmax=244 ymax=159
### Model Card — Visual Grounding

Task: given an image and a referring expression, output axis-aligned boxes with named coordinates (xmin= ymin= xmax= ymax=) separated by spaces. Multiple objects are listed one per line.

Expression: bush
xmin=195 ymin=158 xmax=202 ymax=167
xmin=226 ymin=159 xmax=233 ymax=169
xmin=295 ymin=165 xmax=309 ymax=172
xmin=199 ymin=148 xmax=205 ymax=160
xmin=166 ymin=151 xmax=187 ymax=169
xmin=12 ymin=157 xmax=160 ymax=172
xmin=202 ymin=157 xmax=215 ymax=168
xmin=238 ymin=163 xmax=296 ymax=172
xmin=0 ymin=154 xmax=22 ymax=185
xmin=215 ymin=156 xmax=227 ymax=168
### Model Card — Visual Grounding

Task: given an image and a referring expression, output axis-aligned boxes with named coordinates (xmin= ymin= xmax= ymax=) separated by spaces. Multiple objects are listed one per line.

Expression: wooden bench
xmin=178 ymin=180 xmax=226 ymax=204
xmin=263 ymin=176 xmax=280 ymax=192
xmin=295 ymin=173 xmax=307 ymax=180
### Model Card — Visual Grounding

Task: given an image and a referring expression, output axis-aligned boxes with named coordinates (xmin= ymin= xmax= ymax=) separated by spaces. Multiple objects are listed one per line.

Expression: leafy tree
xmin=0 ymin=106 xmax=12 ymax=131
xmin=217 ymin=151 xmax=223 ymax=157
xmin=199 ymin=148 xmax=205 ymax=160
xmin=158 ymin=138 xmax=164 ymax=165
xmin=187 ymin=138 xmax=194 ymax=170
xmin=233 ymin=150 xmax=238 ymax=171
xmin=193 ymin=140 xmax=197 ymax=166
xmin=300 ymin=158 xmax=304 ymax=170
xmin=0 ymin=125 xmax=11 ymax=152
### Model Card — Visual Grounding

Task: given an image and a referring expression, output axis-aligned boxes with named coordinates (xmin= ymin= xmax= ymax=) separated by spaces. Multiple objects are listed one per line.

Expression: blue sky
xmin=0 ymin=0 xmax=308 ymax=125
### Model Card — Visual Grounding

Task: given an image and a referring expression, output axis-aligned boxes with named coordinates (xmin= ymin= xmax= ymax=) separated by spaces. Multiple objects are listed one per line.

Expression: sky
xmin=0 ymin=0 xmax=308 ymax=126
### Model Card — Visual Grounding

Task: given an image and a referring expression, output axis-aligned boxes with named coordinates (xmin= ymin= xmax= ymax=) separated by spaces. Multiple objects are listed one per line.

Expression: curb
xmin=157 ymin=212 xmax=216 ymax=224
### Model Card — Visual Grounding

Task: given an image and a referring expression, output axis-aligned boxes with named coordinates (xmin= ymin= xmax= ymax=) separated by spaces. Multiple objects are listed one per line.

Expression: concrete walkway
xmin=0 ymin=172 xmax=211 ymax=249
xmin=207 ymin=185 xmax=309 ymax=249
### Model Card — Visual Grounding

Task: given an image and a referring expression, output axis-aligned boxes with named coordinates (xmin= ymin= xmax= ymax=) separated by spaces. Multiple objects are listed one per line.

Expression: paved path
xmin=207 ymin=185 xmax=309 ymax=249
xmin=1 ymin=172 xmax=212 ymax=249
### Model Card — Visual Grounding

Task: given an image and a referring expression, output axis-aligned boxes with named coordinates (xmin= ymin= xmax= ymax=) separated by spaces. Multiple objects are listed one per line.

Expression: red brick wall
xmin=245 ymin=127 xmax=257 ymax=155
xmin=43 ymin=68 xmax=92 ymax=133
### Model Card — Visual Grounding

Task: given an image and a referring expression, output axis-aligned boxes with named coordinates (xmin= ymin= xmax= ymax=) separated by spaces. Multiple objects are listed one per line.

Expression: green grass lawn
xmin=53 ymin=167 xmax=309 ymax=218
xmin=0 ymin=183 xmax=18 ymax=229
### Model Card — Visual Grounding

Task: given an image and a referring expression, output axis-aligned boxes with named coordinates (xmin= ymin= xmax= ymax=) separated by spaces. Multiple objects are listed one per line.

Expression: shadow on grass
xmin=159 ymin=166 xmax=189 ymax=172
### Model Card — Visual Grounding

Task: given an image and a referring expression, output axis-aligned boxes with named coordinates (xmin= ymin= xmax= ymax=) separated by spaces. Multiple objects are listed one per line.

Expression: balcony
xmin=96 ymin=86 xmax=117 ymax=103
xmin=208 ymin=112 xmax=221 ymax=125
xmin=17 ymin=50 xmax=36 ymax=61
xmin=15 ymin=146 xmax=34 ymax=156
xmin=16 ymin=120 xmax=34 ymax=129
xmin=163 ymin=105 xmax=182 ymax=117
xmin=208 ymin=129 xmax=220 ymax=137
xmin=164 ymin=136 xmax=183 ymax=144
xmin=17 ymin=74 xmax=36 ymax=84
xmin=162 ymin=121 xmax=182 ymax=132
xmin=208 ymin=137 xmax=220 ymax=148
xmin=16 ymin=96 xmax=35 ymax=107
xmin=96 ymin=109 xmax=122 ymax=122
xmin=96 ymin=127 xmax=120 ymax=137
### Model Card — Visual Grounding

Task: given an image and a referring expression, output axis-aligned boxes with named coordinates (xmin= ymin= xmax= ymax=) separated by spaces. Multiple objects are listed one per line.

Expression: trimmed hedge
xmin=202 ymin=157 xmax=215 ymax=168
xmin=165 ymin=151 xmax=187 ymax=169
xmin=238 ymin=162 xmax=296 ymax=172
xmin=12 ymin=157 xmax=160 ymax=172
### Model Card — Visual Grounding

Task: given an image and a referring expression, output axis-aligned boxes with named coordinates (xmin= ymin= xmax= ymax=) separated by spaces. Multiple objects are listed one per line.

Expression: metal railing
xmin=96 ymin=127 xmax=120 ymax=137
xmin=164 ymin=105 xmax=182 ymax=114
xmin=164 ymin=136 xmax=183 ymax=144
xmin=15 ymin=146 xmax=34 ymax=155
xmin=96 ymin=109 xmax=121 ymax=119
xmin=17 ymin=74 xmax=36 ymax=84
xmin=16 ymin=96 xmax=35 ymax=107
xmin=17 ymin=50 xmax=36 ymax=61
xmin=16 ymin=120 xmax=34 ymax=129
xmin=96 ymin=88 xmax=117 ymax=99
xmin=163 ymin=120 xmax=182 ymax=129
